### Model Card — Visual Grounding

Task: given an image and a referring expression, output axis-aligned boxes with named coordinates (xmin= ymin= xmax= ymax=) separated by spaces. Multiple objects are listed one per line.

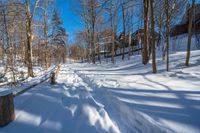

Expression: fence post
xmin=0 ymin=90 xmax=15 ymax=126
xmin=50 ymin=72 xmax=56 ymax=85
xmin=50 ymin=65 xmax=61 ymax=85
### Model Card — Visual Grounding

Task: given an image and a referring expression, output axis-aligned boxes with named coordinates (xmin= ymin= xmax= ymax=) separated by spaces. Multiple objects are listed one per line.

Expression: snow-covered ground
xmin=0 ymin=65 xmax=46 ymax=87
xmin=1 ymin=50 xmax=200 ymax=133
xmin=71 ymin=50 xmax=200 ymax=133
xmin=0 ymin=65 xmax=56 ymax=96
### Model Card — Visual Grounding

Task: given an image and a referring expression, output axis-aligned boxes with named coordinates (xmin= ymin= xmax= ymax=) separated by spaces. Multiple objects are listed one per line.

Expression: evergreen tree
xmin=50 ymin=10 xmax=68 ymax=63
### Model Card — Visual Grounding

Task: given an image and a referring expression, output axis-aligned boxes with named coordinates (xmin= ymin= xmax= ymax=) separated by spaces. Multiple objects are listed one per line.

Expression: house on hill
xmin=170 ymin=3 xmax=200 ymax=36
xmin=131 ymin=28 xmax=160 ymax=54
xmin=97 ymin=29 xmax=119 ymax=55
xmin=170 ymin=3 xmax=200 ymax=50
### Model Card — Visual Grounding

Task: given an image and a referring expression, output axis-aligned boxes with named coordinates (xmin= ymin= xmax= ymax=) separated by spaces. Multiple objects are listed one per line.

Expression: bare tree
xmin=38 ymin=0 xmax=54 ymax=69
xmin=186 ymin=0 xmax=195 ymax=66
xmin=127 ymin=10 xmax=133 ymax=60
xmin=106 ymin=0 xmax=119 ymax=64
xmin=43 ymin=0 xmax=49 ymax=69
xmin=150 ymin=0 xmax=157 ymax=73
xmin=121 ymin=0 xmax=126 ymax=60
xmin=142 ymin=0 xmax=149 ymax=65
xmin=164 ymin=0 xmax=170 ymax=71
xmin=0 ymin=1 xmax=26 ymax=83
xmin=25 ymin=0 xmax=40 ymax=77
xmin=76 ymin=0 xmax=102 ymax=64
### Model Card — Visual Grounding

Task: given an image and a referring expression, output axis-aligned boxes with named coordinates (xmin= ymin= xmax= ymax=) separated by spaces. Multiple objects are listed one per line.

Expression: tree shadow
xmin=1 ymin=82 xmax=74 ymax=133
xmin=104 ymin=76 xmax=200 ymax=130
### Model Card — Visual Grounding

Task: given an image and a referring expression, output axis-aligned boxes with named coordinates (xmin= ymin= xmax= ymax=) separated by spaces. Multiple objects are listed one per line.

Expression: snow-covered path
xmin=1 ymin=66 xmax=119 ymax=133
xmin=1 ymin=65 xmax=165 ymax=133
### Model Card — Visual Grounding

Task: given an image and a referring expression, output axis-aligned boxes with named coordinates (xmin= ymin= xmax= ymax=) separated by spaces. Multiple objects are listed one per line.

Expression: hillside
xmin=1 ymin=50 xmax=200 ymax=133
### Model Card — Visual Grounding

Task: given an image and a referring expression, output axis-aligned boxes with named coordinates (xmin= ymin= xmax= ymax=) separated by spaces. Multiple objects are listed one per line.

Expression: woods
xmin=0 ymin=0 xmax=67 ymax=83
xmin=0 ymin=0 xmax=199 ymax=84
xmin=71 ymin=0 xmax=198 ymax=73
xmin=0 ymin=0 xmax=200 ymax=132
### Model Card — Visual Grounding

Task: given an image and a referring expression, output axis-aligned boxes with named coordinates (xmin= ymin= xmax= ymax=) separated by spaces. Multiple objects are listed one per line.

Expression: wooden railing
xmin=14 ymin=65 xmax=60 ymax=97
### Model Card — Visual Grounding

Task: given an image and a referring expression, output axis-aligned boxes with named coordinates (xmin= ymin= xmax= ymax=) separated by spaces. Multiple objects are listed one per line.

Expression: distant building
xmin=97 ymin=29 xmax=118 ymax=54
xmin=131 ymin=28 xmax=160 ymax=47
xmin=170 ymin=4 xmax=200 ymax=37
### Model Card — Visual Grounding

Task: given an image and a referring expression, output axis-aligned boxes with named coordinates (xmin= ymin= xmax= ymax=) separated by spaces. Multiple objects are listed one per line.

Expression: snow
xmin=1 ymin=50 xmax=200 ymax=133
xmin=0 ymin=65 xmax=46 ymax=87
xmin=0 ymin=88 xmax=12 ymax=96
xmin=0 ymin=65 xmax=56 ymax=96
xmin=65 ymin=50 xmax=200 ymax=133
xmin=170 ymin=35 xmax=200 ymax=52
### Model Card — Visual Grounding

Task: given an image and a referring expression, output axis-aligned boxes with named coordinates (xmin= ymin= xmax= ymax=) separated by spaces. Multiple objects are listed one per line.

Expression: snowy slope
xmin=67 ymin=50 xmax=200 ymax=133
xmin=1 ymin=50 xmax=200 ymax=133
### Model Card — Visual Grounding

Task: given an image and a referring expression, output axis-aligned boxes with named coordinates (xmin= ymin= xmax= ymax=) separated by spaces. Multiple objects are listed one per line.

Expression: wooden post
xmin=0 ymin=90 xmax=15 ymax=126
xmin=51 ymin=72 xmax=56 ymax=85
xmin=51 ymin=65 xmax=61 ymax=85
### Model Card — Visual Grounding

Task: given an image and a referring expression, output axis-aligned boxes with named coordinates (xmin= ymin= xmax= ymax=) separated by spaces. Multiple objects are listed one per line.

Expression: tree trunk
xmin=121 ymin=0 xmax=126 ymax=60
xmin=97 ymin=35 xmax=101 ymax=64
xmin=165 ymin=0 xmax=170 ymax=71
xmin=44 ymin=1 xmax=49 ymax=70
xmin=91 ymin=27 xmax=95 ymax=64
xmin=26 ymin=0 xmax=34 ymax=77
xmin=2 ymin=33 xmax=5 ymax=57
xmin=150 ymin=0 xmax=157 ymax=73
xmin=128 ymin=32 xmax=131 ymax=60
xmin=91 ymin=0 xmax=96 ymax=64
xmin=3 ymin=9 xmax=11 ymax=66
xmin=143 ymin=0 xmax=149 ymax=65
xmin=111 ymin=33 xmax=115 ymax=64
xmin=186 ymin=0 xmax=195 ymax=66
xmin=158 ymin=1 xmax=162 ymax=47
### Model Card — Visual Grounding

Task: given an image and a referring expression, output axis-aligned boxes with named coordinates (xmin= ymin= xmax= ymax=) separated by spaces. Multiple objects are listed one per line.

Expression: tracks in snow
xmin=58 ymin=65 xmax=121 ymax=133
xmin=1 ymin=65 xmax=168 ymax=133
xmin=59 ymin=64 xmax=168 ymax=133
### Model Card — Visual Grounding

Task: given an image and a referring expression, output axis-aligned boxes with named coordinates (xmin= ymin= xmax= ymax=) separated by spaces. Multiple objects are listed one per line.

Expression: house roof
xmin=171 ymin=3 xmax=200 ymax=37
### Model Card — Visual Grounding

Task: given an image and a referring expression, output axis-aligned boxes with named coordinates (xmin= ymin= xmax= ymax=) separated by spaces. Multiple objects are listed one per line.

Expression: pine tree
xmin=50 ymin=10 xmax=68 ymax=63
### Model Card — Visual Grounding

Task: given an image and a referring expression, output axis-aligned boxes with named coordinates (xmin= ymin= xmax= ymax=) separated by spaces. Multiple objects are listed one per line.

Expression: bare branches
xmin=31 ymin=0 xmax=40 ymax=19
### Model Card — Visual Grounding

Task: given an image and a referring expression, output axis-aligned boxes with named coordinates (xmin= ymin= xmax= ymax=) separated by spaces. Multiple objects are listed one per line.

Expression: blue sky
xmin=55 ymin=0 xmax=200 ymax=44
xmin=56 ymin=0 xmax=83 ymax=43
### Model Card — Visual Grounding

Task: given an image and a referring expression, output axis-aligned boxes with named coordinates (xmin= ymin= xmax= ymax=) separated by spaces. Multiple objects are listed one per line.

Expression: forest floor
xmin=1 ymin=50 xmax=200 ymax=133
